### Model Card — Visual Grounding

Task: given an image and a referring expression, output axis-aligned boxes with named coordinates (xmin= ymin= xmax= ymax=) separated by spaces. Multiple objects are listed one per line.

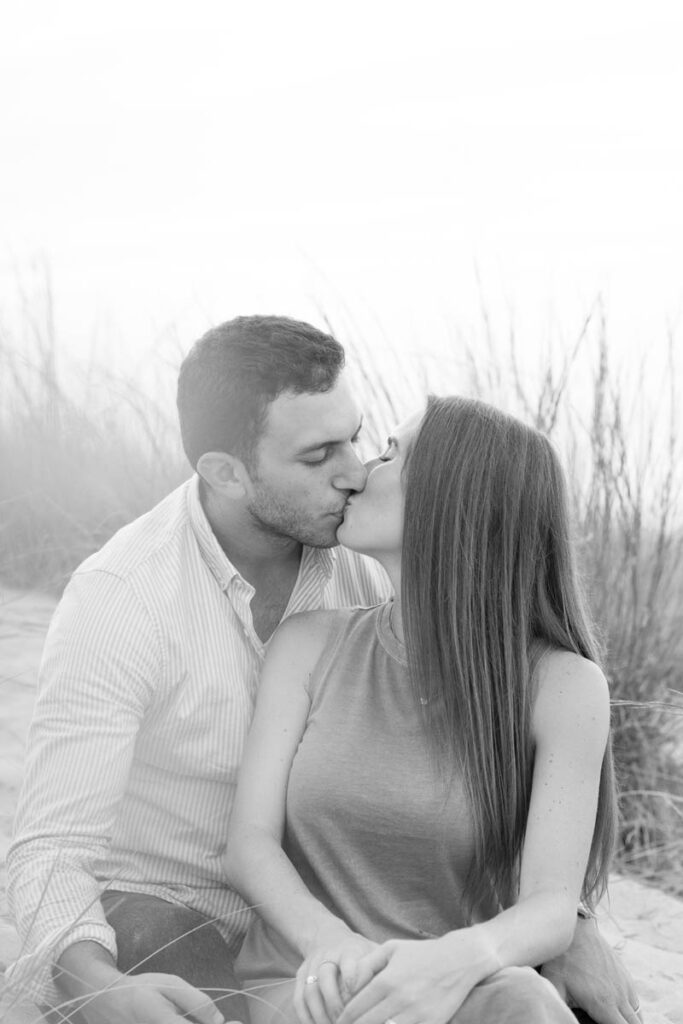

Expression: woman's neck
xmin=376 ymin=556 xmax=401 ymax=621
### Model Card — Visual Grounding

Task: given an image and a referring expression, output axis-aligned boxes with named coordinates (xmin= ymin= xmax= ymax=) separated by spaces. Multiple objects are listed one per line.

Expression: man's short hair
xmin=177 ymin=315 xmax=345 ymax=469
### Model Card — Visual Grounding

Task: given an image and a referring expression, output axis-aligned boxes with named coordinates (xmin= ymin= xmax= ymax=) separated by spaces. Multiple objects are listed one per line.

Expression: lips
xmin=329 ymin=502 xmax=350 ymax=520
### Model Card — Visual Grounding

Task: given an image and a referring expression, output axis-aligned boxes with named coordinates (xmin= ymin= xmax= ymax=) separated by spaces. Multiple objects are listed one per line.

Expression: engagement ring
xmin=305 ymin=975 xmax=319 ymax=985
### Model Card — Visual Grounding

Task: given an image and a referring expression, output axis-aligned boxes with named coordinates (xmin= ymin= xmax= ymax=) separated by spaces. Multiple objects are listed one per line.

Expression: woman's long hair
xmin=402 ymin=396 xmax=617 ymax=915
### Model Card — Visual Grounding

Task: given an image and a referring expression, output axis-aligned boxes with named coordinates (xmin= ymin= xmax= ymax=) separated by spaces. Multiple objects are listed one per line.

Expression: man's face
xmin=245 ymin=372 xmax=367 ymax=547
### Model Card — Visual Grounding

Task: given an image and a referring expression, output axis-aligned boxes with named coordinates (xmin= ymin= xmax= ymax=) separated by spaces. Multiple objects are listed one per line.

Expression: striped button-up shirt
xmin=6 ymin=476 xmax=391 ymax=1005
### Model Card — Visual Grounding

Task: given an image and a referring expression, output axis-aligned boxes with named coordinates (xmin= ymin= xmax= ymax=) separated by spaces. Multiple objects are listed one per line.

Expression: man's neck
xmin=201 ymin=484 xmax=303 ymax=586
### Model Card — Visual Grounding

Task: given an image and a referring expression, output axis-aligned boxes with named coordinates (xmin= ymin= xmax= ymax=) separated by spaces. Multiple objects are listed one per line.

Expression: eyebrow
xmin=296 ymin=416 xmax=364 ymax=455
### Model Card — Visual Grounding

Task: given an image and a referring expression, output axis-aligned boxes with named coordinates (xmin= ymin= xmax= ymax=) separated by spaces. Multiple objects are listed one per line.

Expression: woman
xmin=226 ymin=396 xmax=619 ymax=1024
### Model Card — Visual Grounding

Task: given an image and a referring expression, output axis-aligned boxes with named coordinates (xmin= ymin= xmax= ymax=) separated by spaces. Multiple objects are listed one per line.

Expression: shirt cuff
xmin=4 ymin=921 xmax=118 ymax=1012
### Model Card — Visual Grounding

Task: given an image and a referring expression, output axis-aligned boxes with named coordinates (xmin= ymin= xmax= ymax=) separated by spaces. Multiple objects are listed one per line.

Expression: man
xmin=7 ymin=316 xmax=638 ymax=1024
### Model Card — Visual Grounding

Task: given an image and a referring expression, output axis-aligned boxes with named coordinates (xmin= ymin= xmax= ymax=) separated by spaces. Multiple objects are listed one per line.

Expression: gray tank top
xmin=237 ymin=602 xmax=494 ymax=982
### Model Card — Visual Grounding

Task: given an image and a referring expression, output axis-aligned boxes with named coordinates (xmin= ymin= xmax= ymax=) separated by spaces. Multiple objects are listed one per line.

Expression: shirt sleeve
xmin=5 ymin=568 xmax=160 ymax=1007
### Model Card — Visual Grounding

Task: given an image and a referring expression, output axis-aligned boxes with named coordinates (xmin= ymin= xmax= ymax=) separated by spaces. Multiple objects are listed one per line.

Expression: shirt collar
xmin=186 ymin=475 xmax=338 ymax=592
xmin=187 ymin=476 xmax=241 ymax=590
xmin=299 ymin=542 xmax=336 ymax=584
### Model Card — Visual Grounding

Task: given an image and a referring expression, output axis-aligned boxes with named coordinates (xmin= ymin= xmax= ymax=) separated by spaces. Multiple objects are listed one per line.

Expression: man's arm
xmin=6 ymin=570 xmax=157 ymax=1007
xmin=541 ymin=914 xmax=642 ymax=1024
xmin=52 ymin=941 xmax=221 ymax=1024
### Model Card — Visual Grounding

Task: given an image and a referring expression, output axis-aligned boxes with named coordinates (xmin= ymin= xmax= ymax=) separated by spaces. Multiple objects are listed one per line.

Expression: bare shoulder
xmin=535 ymin=648 xmax=609 ymax=696
xmin=532 ymin=649 xmax=610 ymax=741
xmin=264 ymin=608 xmax=351 ymax=675
xmin=272 ymin=607 xmax=349 ymax=647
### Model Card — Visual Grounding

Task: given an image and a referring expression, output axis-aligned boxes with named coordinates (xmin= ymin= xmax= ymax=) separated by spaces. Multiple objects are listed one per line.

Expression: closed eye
xmin=378 ymin=437 xmax=398 ymax=462
xmin=302 ymin=449 xmax=330 ymax=465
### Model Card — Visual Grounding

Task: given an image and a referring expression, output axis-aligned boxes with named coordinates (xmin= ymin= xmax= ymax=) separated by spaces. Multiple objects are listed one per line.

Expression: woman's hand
xmin=337 ymin=930 xmax=497 ymax=1024
xmin=294 ymin=925 xmax=381 ymax=1024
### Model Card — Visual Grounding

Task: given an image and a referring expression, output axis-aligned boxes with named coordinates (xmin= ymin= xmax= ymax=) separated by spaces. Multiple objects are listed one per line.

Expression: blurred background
xmin=1 ymin=0 xmax=682 ymax=896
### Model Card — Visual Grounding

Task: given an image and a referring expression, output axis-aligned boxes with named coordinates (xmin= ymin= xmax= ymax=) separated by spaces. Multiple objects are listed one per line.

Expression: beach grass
xmin=1 ymin=299 xmax=681 ymax=903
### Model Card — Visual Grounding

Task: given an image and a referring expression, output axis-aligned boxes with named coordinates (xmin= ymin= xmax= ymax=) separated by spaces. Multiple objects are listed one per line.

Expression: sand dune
xmin=1 ymin=586 xmax=681 ymax=1023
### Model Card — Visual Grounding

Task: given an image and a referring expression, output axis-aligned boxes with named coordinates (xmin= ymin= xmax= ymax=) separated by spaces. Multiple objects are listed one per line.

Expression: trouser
xmin=47 ymin=890 xmax=248 ymax=1022
xmin=241 ymin=967 xmax=589 ymax=1024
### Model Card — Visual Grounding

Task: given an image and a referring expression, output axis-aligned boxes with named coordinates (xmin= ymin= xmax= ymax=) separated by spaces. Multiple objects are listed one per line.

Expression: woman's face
xmin=337 ymin=409 xmax=424 ymax=560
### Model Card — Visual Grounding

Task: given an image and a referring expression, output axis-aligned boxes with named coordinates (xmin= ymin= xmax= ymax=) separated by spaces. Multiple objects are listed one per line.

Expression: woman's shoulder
xmin=534 ymin=647 xmax=608 ymax=692
xmin=268 ymin=605 xmax=384 ymax=670
xmin=531 ymin=647 xmax=610 ymax=740
xmin=274 ymin=607 xmax=350 ymax=644
xmin=278 ymin=603 xmax=387 ymax=637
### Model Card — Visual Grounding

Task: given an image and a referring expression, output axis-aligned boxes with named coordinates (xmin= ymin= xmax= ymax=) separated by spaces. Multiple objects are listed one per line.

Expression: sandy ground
xmin=0 ymin=586 xmax=681 ymax=1024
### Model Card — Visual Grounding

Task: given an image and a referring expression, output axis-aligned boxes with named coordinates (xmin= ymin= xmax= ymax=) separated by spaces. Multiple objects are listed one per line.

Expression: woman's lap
xmin=239 ymin=967 xmax=577 ymax=1024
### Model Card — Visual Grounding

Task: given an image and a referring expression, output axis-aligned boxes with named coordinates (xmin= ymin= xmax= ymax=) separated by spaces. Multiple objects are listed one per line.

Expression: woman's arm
xmin=474 ymin=651 xmax=611 ymax=966
xmin=339 ymin=651 xmax=614 ymax=1024
xmin=225 ymin=610 xmax=378 ymax=1022
xmin=226 ymin=611 xmax=337 ymax=948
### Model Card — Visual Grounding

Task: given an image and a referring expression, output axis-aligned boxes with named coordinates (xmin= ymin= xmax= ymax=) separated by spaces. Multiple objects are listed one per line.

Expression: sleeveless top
xmin=236 ymin=602 xmax=497 ymax=982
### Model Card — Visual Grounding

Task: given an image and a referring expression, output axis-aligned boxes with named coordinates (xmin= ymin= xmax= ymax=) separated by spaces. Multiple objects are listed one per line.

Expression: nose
xmin=332 ymin=448 xmax=368 ymax=493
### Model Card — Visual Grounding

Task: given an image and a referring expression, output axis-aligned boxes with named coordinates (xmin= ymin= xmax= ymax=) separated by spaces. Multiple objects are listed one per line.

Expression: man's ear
xmin=196 ymin=451 xmax=252 ymax=499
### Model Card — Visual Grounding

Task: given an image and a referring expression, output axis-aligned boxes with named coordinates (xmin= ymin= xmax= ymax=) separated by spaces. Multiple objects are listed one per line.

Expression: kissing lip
xmin=329 ymin=502 xmax=350 ymax=523
xmin=335 ymin=499 xmax=355 ymax=523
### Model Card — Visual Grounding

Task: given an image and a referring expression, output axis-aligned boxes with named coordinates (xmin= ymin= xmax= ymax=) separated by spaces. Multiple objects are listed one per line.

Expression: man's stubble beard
xmin=246 ymin=483 xmax=340 ymax=549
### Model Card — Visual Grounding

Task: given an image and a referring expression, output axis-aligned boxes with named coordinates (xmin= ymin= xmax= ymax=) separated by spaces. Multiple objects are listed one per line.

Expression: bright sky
xmin=1 ymin=0 xmax=682 ymax=410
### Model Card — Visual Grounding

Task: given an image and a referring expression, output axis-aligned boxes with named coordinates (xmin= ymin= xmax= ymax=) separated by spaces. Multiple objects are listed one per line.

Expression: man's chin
xmin=248 ymin=504 xmax=341 ymax=548
xmin=314 ymin=537 xmax=341 ymax=549
xmin=307 ymin=529 xmax=341 ymax=549
xmin=301 ymin=514 xmax=348 ymax=549
xmin=292 ymin=523 xmax=342 ymax=549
